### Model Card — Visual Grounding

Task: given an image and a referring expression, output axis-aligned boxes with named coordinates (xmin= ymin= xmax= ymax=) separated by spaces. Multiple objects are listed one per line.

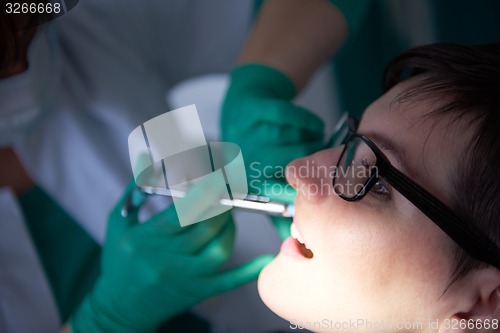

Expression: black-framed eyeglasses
xmin=329 ymin=113 xmax=500 ymax=269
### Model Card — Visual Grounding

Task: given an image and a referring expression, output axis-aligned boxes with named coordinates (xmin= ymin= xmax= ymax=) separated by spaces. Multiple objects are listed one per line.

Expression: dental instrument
xmin=121 ymin=185 xmax=295 ymax=218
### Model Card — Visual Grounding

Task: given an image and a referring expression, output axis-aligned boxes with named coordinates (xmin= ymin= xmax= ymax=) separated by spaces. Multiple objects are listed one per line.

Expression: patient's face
xmin=258 ymin=77 xmax=472 ymax=332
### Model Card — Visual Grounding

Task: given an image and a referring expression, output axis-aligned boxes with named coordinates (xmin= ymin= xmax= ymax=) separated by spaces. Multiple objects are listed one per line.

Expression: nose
xmin=285 ymin=147 xmax=343 ymax=202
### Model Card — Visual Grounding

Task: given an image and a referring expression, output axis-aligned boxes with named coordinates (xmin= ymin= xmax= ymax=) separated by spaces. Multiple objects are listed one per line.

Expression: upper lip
xmin=292 ymin=211 xmax=312 ymax=252
xmin=291 ymin=196 xmax=315 ymax=254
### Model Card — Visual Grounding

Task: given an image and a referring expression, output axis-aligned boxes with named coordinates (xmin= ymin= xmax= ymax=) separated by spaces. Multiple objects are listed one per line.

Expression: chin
xmin=257 ymin=253 xmax=312 ymax=325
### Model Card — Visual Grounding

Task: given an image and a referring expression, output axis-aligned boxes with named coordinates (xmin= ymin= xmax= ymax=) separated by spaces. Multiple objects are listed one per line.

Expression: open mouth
xmin=290 ymin=223 xmax=314 ymax=258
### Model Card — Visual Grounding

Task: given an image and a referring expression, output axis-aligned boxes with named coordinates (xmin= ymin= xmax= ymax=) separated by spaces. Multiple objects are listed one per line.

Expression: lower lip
xmin=280 ymin=237 xmax=309 ymax=261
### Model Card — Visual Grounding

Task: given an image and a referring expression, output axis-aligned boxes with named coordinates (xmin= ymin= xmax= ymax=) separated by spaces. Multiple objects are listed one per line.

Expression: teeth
xmin=290 ymin=223 xmax=306 ymax=246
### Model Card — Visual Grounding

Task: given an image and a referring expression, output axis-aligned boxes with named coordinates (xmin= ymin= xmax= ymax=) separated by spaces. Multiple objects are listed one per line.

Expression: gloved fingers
xmin=168 ymin=211 xmax=233 ymax=255
xmin=137 ymin=175 xmax=228 ymax=237
xmin=270 ymin=216 xmax=292 ymax=241
xmin=189 ymin=220 xmax=236 ymax=273
xmin=264 ymin=99 xmax=325 ymax=134
xmin=135 ymin=211 xmax=233 ymax=256
xmin=248 ymin=179 xmax=294 ymax=239
xmin=111 ymin=180 xmax=137 ymax=219
xmin=224 ymin=64 xmax=324 ymax=131
xmin=202 ymin=254 xmax=274 ymax=295
xmin=109 ymin=180 xmax=145 ymax=236
xmin=137 ymin=216 xmax=235 ymax=278
xmin=131 ymin=202 xmax=183 ymax=238
xmin=169 ymin=178 xmax=227 ymax=226
xmin=224 ymin=100 xmax=324 ymax=144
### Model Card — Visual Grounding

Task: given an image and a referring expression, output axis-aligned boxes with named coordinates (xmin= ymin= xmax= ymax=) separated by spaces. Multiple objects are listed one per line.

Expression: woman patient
xmin=257 ymin=43 xmax=500 ymax=332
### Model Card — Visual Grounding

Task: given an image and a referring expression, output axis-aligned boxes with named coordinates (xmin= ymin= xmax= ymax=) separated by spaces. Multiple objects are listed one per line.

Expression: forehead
xmin=357 ymin=77 xmax=473 ymax=205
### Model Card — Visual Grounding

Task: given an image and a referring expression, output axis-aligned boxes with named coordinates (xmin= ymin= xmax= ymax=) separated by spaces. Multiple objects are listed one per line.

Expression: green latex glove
xmin=256 ymin=180 xmax=296 ymax=241
xmin=222 ymin=64 xmax=325 ymax=174
xmin=70 ymin=180 xmax=273 ymax=333
xmin=221 ymin=64 xmax=325 ymax=239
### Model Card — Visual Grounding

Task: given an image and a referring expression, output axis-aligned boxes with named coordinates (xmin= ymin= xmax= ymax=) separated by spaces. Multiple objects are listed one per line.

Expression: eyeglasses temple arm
xmin=384 ymin=166 xmax=500 ymax=269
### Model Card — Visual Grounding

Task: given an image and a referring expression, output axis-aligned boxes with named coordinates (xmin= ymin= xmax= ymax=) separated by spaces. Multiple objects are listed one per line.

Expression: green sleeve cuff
xmin=329 ymin=0 xmax=371 ymax=35
xmin=230 ymin=63 xmax=297 ymax=100
xmin=18 ymin=186 xmax=100 ymax=322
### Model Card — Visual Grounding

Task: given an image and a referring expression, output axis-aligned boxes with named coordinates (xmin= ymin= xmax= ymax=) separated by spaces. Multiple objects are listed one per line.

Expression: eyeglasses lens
xmin=327 ymin=116 xmax=351 ymax=148
xmin=335 ymin=137 xmax=377 ymax=199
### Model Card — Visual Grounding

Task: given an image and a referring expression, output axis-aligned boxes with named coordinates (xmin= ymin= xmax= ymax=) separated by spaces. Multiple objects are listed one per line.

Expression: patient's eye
xmin=370 ymin=179 xmax=390 ymax=199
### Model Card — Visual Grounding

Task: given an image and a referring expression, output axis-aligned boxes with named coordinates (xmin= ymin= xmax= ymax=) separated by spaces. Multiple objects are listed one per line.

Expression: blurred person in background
xmin=0 ymin=1 xmax=279 ymax=332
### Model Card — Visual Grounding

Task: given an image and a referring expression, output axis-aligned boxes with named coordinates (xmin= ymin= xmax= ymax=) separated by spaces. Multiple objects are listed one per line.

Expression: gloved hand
xmin=70 ymin=179 xmax=273 ymax=333
xmin=221 ymin=64 xmax=325 ymax=239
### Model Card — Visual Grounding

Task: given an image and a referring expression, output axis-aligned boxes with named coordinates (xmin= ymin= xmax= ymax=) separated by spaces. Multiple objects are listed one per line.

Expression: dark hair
xmin=0 ymin=2 xmax=52 ymax=71
xmin=0 ymin=11 xmax=22 ymax=69
xmin=383 ymin=43 xmax=500 ymax=284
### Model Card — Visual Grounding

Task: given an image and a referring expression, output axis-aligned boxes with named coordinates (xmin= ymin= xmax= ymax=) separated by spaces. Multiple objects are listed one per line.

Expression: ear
xmin=439 ymin=268 xmax=500 ymax=333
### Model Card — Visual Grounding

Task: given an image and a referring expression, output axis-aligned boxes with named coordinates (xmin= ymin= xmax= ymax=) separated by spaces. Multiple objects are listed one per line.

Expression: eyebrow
xmin=362 ymin=132 xmax=416 ymax=178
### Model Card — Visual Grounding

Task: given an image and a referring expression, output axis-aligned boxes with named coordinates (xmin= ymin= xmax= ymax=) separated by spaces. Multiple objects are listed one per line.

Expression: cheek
xmin=324 ymin=206 xmax=451 ymax=292
xmin=258 ymin=202 xmax=453 ymax=324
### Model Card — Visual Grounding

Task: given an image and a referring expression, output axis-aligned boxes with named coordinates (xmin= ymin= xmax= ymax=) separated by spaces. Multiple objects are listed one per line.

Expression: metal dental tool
xmin=121 ymin=185 xmax=295 ymax=218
